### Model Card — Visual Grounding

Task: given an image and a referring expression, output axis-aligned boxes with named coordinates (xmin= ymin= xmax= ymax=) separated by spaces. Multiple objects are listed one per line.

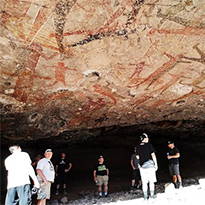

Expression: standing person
xmin=137 ymin=133 xmax=158 ymax=201
xmin=55 ymin=152 xmax=72 ymax=195
xmin=4 ymin=144 xmax=40 ymax=205
xmin=167 ymin=141 xmax=182 ymax=188
xmin=93 ymin=156 xmax=109 ymax=197
xmin=36 ymin=149 xmax=55 ymax=205
xmin=130 ymin=147 xmax=142 ymax=190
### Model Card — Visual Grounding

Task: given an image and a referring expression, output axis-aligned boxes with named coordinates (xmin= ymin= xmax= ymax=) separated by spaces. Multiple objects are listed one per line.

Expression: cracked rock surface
xmin=0 ymin=0 xmax=205 ymax=145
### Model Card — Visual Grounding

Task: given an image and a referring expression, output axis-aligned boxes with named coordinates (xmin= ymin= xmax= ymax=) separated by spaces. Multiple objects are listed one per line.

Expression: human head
xmin=168 ymin=141 xmax=174 ymax=148
xmin=61 ymin=152 xmax=66 ymax=158
xmin=44 ymin=149 xmax=53 ymax=159
xmin=34 ymin=154 xmax=42 ymax=162
xmin=140 ymin=133 xmax=149 ymax=142
xmin=98 ymin=155 xmax=104 ymax=164
xmin=9 ymin=145 xmax=21 ymax=153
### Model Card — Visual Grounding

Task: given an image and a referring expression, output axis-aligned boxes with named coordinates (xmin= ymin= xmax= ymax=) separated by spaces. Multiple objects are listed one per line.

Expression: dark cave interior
xmin=1 ymin=130 xmax=205 ymax=203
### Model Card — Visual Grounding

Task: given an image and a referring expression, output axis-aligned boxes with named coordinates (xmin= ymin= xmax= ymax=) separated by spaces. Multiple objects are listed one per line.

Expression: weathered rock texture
xmin=0 ymin=0 xmax=205 ymax=145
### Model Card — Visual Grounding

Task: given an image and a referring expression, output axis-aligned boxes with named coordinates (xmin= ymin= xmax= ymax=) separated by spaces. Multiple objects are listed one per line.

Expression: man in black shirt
xmin=93 ymin=156 xmax=109 ymax=197
xmin=137 ymin=133 xmax=158 ymax=201
xmin=130 ymin=147 xmax=141 ymax=190
xmin=55 ymin=153 xmax=72 ymax=195
xmin=167 ymin=141 xmax=182 ymax=188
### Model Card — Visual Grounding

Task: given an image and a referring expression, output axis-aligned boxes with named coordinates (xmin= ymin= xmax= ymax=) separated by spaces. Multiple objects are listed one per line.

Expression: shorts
xmin=169 ymin=164 xmax=180 ymax=176
xmin=56 ymin=173 xmax=67 ymax=184
xmin=96 ymin=175 xmax=109 ymax=186
xmin=37 ymin=181 xmax=51 ymax=200
xmin=131 ymin=169 xmax=141 ymax=181
xmin=139 ymin=167 xmax=157 ymax=184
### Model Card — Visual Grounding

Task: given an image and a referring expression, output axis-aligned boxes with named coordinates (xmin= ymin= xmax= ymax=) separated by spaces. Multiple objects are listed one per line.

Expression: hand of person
xmin=43 ymin=179 xmax=48 ymax=185
xmin=155 ymin=165 xmax=158 ymax=171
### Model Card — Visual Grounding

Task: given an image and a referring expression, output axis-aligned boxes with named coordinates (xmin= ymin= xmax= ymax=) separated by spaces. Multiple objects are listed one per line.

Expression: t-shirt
xmin=131 ymin=153 xmax=140 ymax=169
xmin=137 ymin=143 xmax=156 ymax=166
xmin=4 ymin=151 xmax=38 ymax=189
xmin=168 ymin=146 xmax=180 ymax=165
xmin=36 ymin=158 xmax=55 ymax=182
xmin=94 ymin=162 xmax=108 ymax=176
xmin=56 ymin=158 xmax=71 ymax=174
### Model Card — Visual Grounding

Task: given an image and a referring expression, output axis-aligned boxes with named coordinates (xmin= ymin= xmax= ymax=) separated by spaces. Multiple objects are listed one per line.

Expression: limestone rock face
xmin=0 ymin=0 xmax=205 ymax=145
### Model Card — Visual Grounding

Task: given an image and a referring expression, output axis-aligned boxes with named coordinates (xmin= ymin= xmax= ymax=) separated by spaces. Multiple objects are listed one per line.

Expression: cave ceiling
xmin=0 ymin=0 xmax=205 ymax=146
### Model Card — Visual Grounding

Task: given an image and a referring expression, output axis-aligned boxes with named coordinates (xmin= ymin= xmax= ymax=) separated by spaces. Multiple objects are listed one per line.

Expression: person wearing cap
xmin=130 ymin=147 xmax=142 ymax=190
xmin=167 ymin=141 xmax=182 ymax=188
xmin=4 ymin=144 xmax=40 ymax=205
xmin=36 ymin=149 xmax=55 ymax=205
xmin=136 ymin=133 xmax=158 ymax=201
xmin=93 ymin=156 xmax=109 ymax=197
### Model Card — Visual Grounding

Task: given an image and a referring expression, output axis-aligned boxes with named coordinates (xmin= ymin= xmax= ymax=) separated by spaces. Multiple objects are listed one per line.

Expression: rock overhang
xmin=0 ymin=0 xmax=205 ymax=146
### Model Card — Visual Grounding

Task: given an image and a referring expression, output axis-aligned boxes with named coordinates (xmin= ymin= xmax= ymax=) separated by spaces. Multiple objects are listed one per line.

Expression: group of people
xmin=4 ymin=146 xmax=72 ymax=205
xmin=4 ymin=133 xmax=182 ymax=204
xmin=129 ymin=133 xmax=182 ymax=201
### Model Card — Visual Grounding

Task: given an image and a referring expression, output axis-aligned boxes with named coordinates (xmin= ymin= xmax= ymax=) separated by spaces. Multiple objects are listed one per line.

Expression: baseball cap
xmin=45 ymin=149 xmax=52 ymax=153
xmin=140 ymin=133 xmax=148 ymax=141
xmin=168 ymin=141 xmax=174 ymax=145
xmin=99 ymin=155 xmax=103 ymax=159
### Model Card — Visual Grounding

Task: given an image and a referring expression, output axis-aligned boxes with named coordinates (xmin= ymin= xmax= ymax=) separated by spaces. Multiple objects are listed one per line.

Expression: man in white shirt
xmin=36 ymin=149 xmax=55 ymax=205
xmin=4 ymin=145 xmax=40 ymax=205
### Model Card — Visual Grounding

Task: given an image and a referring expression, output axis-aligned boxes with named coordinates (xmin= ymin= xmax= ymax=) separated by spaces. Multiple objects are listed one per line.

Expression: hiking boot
xmin=55 ymin=190 xmax=59 ymax=195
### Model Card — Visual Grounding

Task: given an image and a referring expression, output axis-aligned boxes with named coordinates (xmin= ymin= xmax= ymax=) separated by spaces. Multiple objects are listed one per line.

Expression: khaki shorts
xmin=37 ymin=181 xmax=51 ymax=199
xmin=96 ymin=175 xmax=109 ymax=186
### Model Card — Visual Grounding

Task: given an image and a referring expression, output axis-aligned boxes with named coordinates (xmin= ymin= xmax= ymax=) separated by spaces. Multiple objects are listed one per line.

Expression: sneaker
xmin=63 ymin=190 xmax=67 ymax=195
xmin=104 ymin=192 xmax=108 ymax=197
xmin=55 ymin=190 xmax=59 ymax=195
xmin=179 ymin=182 xmax=183 ymax=188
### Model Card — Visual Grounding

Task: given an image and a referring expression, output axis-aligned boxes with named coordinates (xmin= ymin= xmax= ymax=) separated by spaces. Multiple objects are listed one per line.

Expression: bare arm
xmin=151 ymin=152 xmax=158 ymax=171
xmin=65 ymin=163 xmax=72 ymax=172
xmin=131 ymin=160 xmax=135 ymax=170
xmin=93 ymin=170 xmax=97 ymax=182
xmin=36 ymin=169 xmax=48 ymax=185
xmin=28 ymin=165 xmax=40 ymax=188
xmin=167 ymin=153 xmax=180 ymax=159
xmin=55 ymin=165 xmax=58 ymax=176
